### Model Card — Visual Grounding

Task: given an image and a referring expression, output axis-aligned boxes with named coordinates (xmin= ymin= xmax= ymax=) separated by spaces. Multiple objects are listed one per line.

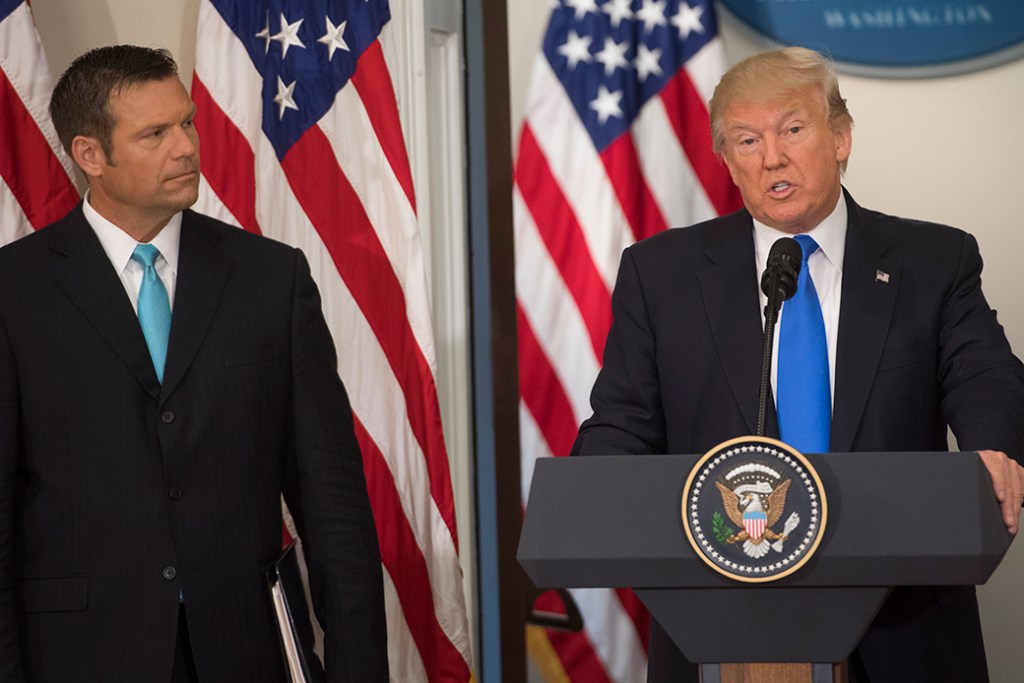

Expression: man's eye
xmin=788 ymin=126 xmax=802 ymax=135
xmin=740 ymin=138 xmax=755 ymax=146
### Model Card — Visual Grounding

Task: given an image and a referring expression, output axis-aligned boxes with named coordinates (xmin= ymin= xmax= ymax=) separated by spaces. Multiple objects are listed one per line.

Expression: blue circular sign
xmin=720 ymin=0 xmax=1024 ymax=77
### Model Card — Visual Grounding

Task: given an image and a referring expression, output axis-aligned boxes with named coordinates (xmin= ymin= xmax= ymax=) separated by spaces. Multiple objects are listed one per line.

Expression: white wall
xmin=33 ymin=0 xmax=200 ymax=77
xmin=508 ymin=4 xmax=1024 ymax=681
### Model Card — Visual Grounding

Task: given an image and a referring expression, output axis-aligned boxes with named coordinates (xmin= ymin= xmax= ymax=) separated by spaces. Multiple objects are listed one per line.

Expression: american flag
xmin=0 ymin=0 xmax=79 ymax=246
xmin=191 ymin=1 xmax=472 ymax=680
xmin=513 ymin=0 xmax=741 ymax=680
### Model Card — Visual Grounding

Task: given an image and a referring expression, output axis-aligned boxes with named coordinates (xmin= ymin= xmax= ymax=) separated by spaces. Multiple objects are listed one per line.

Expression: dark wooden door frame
xmin=465 ymin=1 xmax=532 ymax=680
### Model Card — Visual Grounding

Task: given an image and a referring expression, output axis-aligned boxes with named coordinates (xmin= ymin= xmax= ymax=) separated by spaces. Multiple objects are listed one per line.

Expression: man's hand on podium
xmin=979 ymin=450 xmax=1024 ymax=535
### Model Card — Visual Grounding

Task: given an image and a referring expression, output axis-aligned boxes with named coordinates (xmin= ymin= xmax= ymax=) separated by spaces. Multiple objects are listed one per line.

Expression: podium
xmin=518 ymin=451 xmax=1011 ymax=682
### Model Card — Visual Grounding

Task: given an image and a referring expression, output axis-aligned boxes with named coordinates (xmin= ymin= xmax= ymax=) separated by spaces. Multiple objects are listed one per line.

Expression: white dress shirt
xmin=82 ymin=193 xmax=180 ymax=312
xmin=754 ymin=195 xmax=847 ymax=409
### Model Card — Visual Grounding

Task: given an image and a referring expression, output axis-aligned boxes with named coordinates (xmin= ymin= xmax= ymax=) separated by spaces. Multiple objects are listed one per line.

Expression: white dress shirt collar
xmin=752 ymin=192 xmax=847 ymax=273
xmin=82 ymin=192 xmax=182 ymax=277
xmin=82 ymin=192 xmax=181 ymax=311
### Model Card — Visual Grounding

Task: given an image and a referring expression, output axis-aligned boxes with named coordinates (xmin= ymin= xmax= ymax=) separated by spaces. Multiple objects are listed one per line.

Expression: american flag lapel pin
xmin=875 ymin=270 xmax=890 ymax=284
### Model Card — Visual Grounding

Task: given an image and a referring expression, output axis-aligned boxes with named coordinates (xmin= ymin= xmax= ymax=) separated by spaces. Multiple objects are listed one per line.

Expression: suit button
xmin=168 ymin=487 xmax=182 ymax=500
xmin=162 ymin=566 xmax=177 ymax=580
xmin=161 ymin=411 xmax=175 ymax=424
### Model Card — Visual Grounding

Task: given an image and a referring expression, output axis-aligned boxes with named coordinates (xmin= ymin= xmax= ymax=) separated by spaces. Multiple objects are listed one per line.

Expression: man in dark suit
xmin=573 ymin=47 xmax=1024 ymax=682
xmin=0 ymin=45 xmax=388 ymax=681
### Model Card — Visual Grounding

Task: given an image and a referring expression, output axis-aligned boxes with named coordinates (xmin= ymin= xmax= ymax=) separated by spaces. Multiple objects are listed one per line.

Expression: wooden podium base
xmin=700 ymin=662 xmax=848 ymax=683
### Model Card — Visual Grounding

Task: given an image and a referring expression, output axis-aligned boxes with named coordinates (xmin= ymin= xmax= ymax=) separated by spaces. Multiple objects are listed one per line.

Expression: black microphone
xmin=756 ymin=237 xmax=804 ymax=436
xmin=760 ymin=237 xmax=802 ymax=312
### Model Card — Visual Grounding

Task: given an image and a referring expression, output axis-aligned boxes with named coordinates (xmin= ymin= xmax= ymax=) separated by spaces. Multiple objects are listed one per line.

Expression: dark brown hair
xmin=49 ymin=45 xmax=179 ymax=162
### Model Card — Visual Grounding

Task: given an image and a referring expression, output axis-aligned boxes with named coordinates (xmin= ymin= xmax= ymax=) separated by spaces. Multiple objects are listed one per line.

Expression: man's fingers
xmin=978 ymin=450 xmax=1023 ymax=534
xmin=1003 ymin=498 xmax=1019 ymax=535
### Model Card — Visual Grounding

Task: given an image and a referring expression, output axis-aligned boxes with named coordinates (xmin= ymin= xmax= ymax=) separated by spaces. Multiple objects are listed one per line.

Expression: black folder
xmin=266 ymin=541 xmax=326 ymax=683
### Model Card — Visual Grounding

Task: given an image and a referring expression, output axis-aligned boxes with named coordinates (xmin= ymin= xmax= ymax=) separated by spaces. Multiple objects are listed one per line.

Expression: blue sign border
xmin=719 ymin=0 xmax=1024 ymax=78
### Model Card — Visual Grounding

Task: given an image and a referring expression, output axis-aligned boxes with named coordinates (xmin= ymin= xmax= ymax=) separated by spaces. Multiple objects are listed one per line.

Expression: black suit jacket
xmin=0 ymin=205 xmax=388 ymax=682
xmin=574 ymin=191 xmax=1024 ymax=681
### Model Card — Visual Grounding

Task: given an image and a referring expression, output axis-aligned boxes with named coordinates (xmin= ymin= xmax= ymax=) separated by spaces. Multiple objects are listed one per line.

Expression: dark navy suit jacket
xmin=574 ymin=191 xmax=1024 ymax=682
xmin=0 ymin=205 xmax=388 ymax=682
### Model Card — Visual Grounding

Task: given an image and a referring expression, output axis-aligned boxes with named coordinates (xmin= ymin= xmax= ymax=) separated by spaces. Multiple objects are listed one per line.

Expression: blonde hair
xmin=709 ymin=47 xmax=853 ymax=156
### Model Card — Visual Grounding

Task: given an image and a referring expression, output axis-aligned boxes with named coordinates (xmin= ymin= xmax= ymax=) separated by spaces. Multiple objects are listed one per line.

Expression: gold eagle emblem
xmin=715 ymin=478 xmax=800 ymax=558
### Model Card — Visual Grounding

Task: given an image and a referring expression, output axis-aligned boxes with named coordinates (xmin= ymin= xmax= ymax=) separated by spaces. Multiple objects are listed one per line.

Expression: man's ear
xmin=71 ymin=136 xmax=106 ymax=180
xmin=834 ymin=125 xmax=853 ymax=166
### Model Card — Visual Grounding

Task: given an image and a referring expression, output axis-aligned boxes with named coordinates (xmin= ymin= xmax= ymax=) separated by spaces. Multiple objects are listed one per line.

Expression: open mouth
xmin=770 ymin=182 xmax=791 ymax=193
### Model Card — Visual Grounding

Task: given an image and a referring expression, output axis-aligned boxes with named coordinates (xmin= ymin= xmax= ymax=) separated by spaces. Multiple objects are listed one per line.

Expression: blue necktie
xmin=777 ymin=234 xmax=830 ymax=453
xmin=131 ymin=244 xmax=171 ymax=383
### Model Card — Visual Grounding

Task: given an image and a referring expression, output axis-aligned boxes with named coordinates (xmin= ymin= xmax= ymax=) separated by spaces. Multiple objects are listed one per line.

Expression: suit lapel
xmin=698 ymin=213 xmax=767 ymax=435
xmin=160 ymin=211 xmax=232 ymax=404
xmin=49 ymin=207 xmax=162 ymax=399
xmin=831 ymin=194 xmax=900 ymax=453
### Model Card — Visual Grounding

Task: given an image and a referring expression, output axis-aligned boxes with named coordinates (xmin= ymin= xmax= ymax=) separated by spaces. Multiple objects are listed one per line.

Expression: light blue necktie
xmin=777 ymin=234 xmax=830 ymax=453
xmin=131 ymin=243 xmax=171 ymax=383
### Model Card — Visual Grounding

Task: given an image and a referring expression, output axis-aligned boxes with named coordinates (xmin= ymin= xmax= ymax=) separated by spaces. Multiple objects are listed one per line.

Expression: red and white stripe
xmin=192 ymin=2 xmax=471 ymax=680
xmin=514 ymin=37 xmax=741 ymax=683
xmin=0 ymin=0 xmax=79 ymax=246
xmin=744 ymin=516 xmax=767 ymax=542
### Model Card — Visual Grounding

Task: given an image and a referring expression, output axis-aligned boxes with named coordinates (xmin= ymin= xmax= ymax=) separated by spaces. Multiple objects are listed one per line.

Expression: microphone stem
xmin=758 ymin=279 xmax=784 ymax=437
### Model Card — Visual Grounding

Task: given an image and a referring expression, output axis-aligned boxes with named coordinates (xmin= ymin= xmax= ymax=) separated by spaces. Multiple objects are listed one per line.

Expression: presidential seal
xmin=682 ymin=436 xmax=827 ymax=583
